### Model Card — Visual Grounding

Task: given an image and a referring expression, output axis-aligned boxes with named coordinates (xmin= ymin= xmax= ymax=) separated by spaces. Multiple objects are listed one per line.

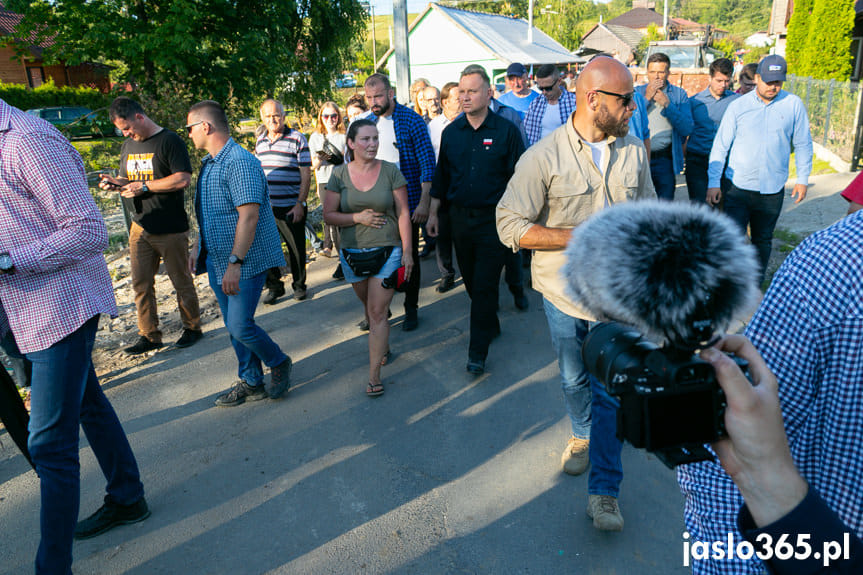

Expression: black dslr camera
xmin=582 ymin=322 xmax=748 ymax=469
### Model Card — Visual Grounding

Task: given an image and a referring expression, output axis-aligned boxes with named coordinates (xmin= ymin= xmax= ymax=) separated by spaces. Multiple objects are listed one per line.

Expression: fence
xmin=784 ymin=74 xmax=861 ymax=165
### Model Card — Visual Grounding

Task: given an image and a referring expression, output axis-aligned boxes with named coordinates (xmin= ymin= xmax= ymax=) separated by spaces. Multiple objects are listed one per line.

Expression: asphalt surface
xmin=0 ymin=172 xmax=854 ymax=575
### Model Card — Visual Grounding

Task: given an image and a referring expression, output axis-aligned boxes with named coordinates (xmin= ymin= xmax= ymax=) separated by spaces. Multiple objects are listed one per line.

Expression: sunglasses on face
xmin=537 ymin=81 xmax=558 ymax=92
xmin=594 ymin=89 xmax=634 ymax=107
xmin=322 ymin=114 xmax=339 ymax=119
xmin=185 ymin=120 xmax=205 ymax=134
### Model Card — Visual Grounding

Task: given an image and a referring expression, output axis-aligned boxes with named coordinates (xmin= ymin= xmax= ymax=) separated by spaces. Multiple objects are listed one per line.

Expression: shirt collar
xmin=455 ymin=108 xmax=497 ymax=131
xmin=203 ymin=137 xmax=236 ymax=165
xmin=566 ymin=113 xmax=617 ymax=153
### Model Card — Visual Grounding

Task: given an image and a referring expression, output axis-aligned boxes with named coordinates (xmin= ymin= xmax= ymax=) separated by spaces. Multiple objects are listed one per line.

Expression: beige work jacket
xmin=496 ymin=115 xmax=655 ymax=319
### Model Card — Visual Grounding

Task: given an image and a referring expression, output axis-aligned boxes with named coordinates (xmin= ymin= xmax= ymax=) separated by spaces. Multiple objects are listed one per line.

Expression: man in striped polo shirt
xmin=255 ymin=99 xmax=312 ymax=303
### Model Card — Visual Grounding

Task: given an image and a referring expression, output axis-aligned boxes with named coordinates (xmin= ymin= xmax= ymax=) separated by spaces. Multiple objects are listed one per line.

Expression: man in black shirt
xmin=101 ymin=98 xmax=202 ymax=354
xmin=427 ymin=64 xmax=526 ymax=375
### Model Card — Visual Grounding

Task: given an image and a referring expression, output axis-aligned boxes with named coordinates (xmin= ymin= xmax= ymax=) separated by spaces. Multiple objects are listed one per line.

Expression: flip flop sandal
xmin=381 ymin=350 xmax=394 ymax=366
xmin=366 ymin=382 xmax=384 ymax=397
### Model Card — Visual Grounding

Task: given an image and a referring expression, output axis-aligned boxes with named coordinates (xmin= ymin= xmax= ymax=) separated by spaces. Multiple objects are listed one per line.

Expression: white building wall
xmin=385 ymin=9 xmax=507 ymax=91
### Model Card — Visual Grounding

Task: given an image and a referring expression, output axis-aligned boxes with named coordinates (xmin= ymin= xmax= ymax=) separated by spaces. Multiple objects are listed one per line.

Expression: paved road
xmin=0 ymin=173 xmax=853 ymax=574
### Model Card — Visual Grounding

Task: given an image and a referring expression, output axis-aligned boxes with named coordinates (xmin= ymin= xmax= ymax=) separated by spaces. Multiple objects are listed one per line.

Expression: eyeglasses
xmin=593 ymin=89 xmax=634 ymax=107
xmin=185 ymin=120 xmax=205 ymax=134
xmin=537 ymin=81 xmax=558 ymax=92
xmin=322 ymin=114 xmax=339 ymax=119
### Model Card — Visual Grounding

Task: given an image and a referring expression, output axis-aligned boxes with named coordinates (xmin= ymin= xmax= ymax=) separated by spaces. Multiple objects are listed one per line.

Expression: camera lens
xmin=582 ymin=322 xmax=657 ymax=392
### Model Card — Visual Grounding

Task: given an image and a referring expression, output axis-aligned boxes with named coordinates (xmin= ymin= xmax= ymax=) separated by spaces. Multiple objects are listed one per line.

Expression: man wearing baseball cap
xmin=498 ymin=62 xmax=539 ymax=120
xmin=705 ymin=54 xmax=812 ymax=284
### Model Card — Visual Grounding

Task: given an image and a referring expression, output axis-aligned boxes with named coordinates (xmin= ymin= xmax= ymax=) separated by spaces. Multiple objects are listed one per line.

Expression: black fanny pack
xmin=342 ymin=246 xmax=394 ymax=277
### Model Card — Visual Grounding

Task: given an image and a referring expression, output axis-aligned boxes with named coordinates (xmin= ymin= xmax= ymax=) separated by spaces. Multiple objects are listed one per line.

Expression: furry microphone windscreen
xmin=562 ymin=200 xmax=760 ymax=346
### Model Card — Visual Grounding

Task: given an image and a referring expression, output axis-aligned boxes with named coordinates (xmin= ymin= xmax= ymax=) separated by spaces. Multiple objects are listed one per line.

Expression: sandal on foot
xmin=381 ymin=350 xmax=394 ymax=366
xmin=366 ymin=382 xmax=384 ymax=397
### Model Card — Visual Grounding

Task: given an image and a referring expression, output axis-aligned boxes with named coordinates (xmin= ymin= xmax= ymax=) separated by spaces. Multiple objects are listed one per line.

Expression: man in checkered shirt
xmin=677 ymin=210 xmax=863 ymax=573
xmin=0 ymin=98 xmax=149 ymax=573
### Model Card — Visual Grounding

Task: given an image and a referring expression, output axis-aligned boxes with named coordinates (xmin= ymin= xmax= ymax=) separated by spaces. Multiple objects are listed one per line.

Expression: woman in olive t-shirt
xmin=324 ymin=119 xmax=413 ymax=397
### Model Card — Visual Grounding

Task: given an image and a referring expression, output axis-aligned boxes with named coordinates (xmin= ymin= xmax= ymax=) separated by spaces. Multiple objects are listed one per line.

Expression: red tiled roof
xmin=0 ymin=2 xmax=55 ymax=53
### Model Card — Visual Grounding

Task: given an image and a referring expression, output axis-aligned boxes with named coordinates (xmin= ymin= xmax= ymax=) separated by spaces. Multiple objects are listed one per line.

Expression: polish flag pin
xmin=483 ymin=138 xmax=493 ymax=146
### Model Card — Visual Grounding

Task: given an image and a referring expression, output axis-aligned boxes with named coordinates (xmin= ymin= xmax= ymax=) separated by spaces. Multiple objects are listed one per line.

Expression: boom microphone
xmin=562 ymin=200 xmax=760 ymax=348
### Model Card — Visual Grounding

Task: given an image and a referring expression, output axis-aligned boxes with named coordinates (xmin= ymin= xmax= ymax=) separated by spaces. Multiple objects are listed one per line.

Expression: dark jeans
xmin=650 ymin=153 xmax=676 ymax=201
xmin=26 ymin=315 xmax=144 ymax=574
xmin=435 ymin=209 xmax=455 ymax=279
xmin=449 ymin=205 xmax=508 ymax=360
xmin=685 ymin=151 xmax=732 ymax=205
xmin=684 ymin=151 xmax=709 ymax=204
xmin=403 ymin=222 xmax=421 ymax=312
xmin=266 ymin=205 xmax=307 ymax=292
xmin=723 ymin=183 xmax=784 ymax=283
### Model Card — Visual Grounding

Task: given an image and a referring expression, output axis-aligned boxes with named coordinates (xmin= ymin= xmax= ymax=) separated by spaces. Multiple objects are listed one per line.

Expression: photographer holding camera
xmin=678 ymin=210 xmax=863 ymax=574
xmin=701 ymin=335 xmax=861 ymax=575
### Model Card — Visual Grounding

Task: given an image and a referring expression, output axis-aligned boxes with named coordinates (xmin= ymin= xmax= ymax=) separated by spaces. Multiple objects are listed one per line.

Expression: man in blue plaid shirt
xmin=523 ymin=64 xmax=576 ymax=147
xmin=677 ymin=210 xmax=863 ymax=574
xmin=187 ymin=100 xmax=293 ymax=408
xmin=361 ymin=73 xmax=436 ymax=332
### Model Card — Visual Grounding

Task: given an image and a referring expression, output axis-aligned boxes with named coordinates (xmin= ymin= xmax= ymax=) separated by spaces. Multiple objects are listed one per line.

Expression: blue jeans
xmin=543 ymin=299 xmax=623 ymax=497
xmin=723 ymin=183 xmax=784 ymax=283
xmin=26 ymin=315 xmax=144 ymax=575
xmin=207 ymin=258 xmax=288 ymax=386
xmin=650 ymin=154 xmax=677 ymax=201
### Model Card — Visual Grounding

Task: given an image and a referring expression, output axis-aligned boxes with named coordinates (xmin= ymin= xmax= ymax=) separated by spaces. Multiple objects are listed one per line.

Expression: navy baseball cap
xmin=757 ymin=55 xmax=787 ymax=83
xmin=506 ymin=62 xmax=527 ymax=77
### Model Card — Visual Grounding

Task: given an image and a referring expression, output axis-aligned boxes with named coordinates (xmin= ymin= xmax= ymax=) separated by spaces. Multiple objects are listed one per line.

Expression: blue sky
xmin=371 ymin=0 xmax=610 ymax=16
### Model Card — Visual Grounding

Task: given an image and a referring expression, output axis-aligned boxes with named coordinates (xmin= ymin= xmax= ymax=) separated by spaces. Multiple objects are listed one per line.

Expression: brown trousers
xmin=129 ymin=222 xmax=201 ymax=342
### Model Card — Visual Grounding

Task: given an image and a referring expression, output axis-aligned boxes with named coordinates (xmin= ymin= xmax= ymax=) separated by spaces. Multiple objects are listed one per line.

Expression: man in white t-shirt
xmin=524 ymin=64 xmax=576 ymax=147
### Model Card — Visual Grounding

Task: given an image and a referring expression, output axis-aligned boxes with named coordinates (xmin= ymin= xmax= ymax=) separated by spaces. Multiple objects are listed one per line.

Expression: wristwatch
xmin=228 ymin=254 xmax=244 ymax=266
xmin=0 ymin=252 xmax=14 ymax=274
xmin=301 ymin=201 xmax=307 ymax=208
xmin=141 ymin=182 xmax=150 ymax=193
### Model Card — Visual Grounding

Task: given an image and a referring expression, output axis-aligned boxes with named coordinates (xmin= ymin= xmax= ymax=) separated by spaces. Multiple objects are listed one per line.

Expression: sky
xmin=370 ymin=0 xmax=611 ymax=16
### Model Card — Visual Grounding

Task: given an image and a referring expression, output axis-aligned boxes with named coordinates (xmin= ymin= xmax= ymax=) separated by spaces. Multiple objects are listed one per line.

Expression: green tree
xmin=672 ymin=0 xmax=772 ymax=36
xmin=785 ymin=0 xmax=813 ymax=74
xmin=804 ymin=0 xmax=855 ymax=80
xmin=636 ymin=23 xmax=665 ymax=60
xmin=8 ymin=0 xmax=367 ymax=121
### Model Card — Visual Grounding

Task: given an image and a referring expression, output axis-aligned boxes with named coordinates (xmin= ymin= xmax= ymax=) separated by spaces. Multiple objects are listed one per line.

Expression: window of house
xmin=26 ymin=67 xmax=45 ymax=88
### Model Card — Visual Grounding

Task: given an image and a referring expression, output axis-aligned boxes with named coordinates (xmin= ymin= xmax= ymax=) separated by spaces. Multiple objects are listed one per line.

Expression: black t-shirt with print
xmin=119 ymin=128 xmax=193 ymax=234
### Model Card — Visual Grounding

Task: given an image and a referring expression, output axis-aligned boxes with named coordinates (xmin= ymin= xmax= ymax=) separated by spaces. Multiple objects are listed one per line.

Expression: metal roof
xmin=378 ymin=3 xmax=576 ymax=68
xmin=603 ymin=24 xmax=644 ymax=50
xmin=606 ymin=7 xmax=664 ymax=30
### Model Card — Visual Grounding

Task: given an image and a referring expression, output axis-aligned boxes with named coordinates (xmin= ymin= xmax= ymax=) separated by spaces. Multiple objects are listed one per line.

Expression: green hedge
xmin=0 ymin=79 xmax=111 ymax=111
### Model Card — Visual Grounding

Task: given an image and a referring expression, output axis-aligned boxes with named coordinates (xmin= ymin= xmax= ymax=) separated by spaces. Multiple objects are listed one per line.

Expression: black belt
xmin=652 ymin=147 xmax=673 ymax=159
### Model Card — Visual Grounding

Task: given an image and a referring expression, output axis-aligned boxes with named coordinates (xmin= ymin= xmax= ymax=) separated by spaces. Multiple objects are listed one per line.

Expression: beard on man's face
xmin=372 ymin=98 xmax=391 ymax=116
xmin=595 ymin=103 xmax=630 ymax=138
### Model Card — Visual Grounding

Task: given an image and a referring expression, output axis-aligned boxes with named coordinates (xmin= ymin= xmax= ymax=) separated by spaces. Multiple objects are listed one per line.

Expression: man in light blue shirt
xmin=498 ymin=62 xmax=539 ymax=120
xmin=707 ymin=55 xmax=812 ymax=283
xmin=686 ymin=58 xmax=738 ymax=203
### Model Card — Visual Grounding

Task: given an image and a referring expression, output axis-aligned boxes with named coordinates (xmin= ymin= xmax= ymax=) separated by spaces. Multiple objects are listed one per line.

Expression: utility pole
xmin=370 ymin=3 xmax=377 ymax=71
xmin=528 ymin=0 xmax=534 ymax=44
xmin=393 ymin=0 xmax=411 ymax=103
xmin=663 ymin=0 xmax=669 ymax=40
